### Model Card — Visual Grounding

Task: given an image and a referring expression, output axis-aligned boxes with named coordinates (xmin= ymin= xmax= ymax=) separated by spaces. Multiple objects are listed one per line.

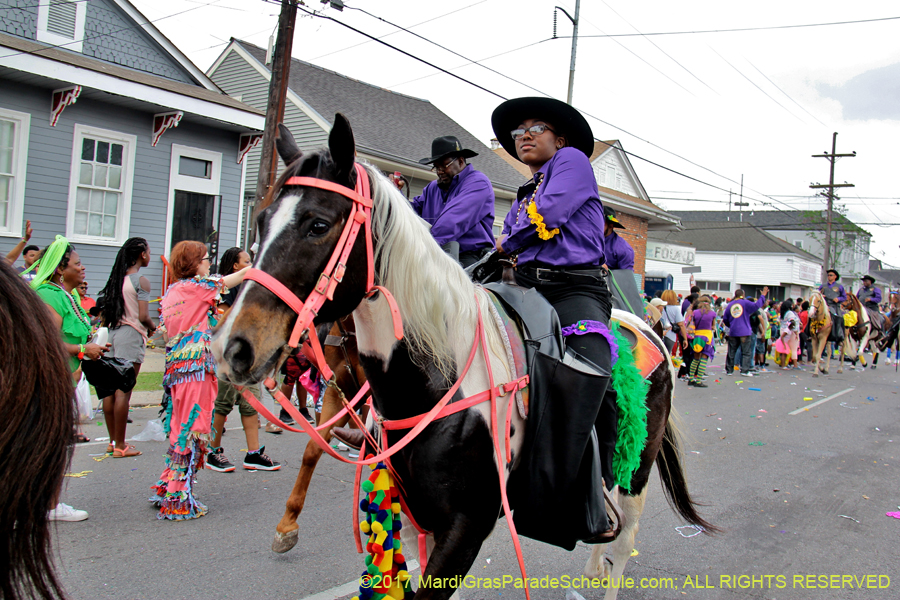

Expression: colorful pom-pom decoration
xmin=354 ymin=462 xmax=414 ymax=600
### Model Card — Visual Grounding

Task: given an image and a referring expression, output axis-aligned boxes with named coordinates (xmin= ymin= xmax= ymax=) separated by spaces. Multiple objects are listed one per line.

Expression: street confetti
xmin=758 ymin=409 xmax=767 ymax=412
xmin=803 ymin=397 xmax=813 ymax=401
xmin=91 ymin=455 xmax=111 ymax=462
xmin=749 ymin=387 xmax=761 ymax=391
xmin=631 ymin=549 xmax=639 ymax=556
xmin=676 ymin=525 xmax=705 ymax=537
xmin=840 ymin=402 xmax=858 ymax=409
xmin=839 ymin=515 xmax=860 ymax=523
xmin=735 ymin=380 xmax=744 ymax=385
xmin=65 ymin=471 xmax=92 ymax=478
xmin=748 ymin=441 xmax=766 ymax=446
xmin=886 ymin=512 xmax=900 ymax=520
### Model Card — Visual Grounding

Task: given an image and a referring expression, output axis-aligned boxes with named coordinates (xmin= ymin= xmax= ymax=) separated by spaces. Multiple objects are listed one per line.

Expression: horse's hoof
xmin=272 ymin=529 xmax=300 ymax=553
xmin=812 ymin=373 xmax=819 ymax=377
xmin=871 ymin=365 xmax=877 ymax=370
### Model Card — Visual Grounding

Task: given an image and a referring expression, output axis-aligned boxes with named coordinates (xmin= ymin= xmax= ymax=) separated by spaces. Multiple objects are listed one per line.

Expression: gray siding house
xmin=0 ymin=0 xmax=264 ymax=295
xmin=207 ymin=39 xmax=526 ymax=243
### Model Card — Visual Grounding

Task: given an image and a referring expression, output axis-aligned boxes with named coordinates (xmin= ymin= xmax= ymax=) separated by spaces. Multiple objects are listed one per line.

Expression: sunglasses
xmin=511 ymin=124 xmax=557 ymax=140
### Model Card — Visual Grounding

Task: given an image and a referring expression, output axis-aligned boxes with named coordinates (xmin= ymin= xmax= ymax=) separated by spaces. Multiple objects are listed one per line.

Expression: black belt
xmin=517 ymin=264 xmax=608 ymax=283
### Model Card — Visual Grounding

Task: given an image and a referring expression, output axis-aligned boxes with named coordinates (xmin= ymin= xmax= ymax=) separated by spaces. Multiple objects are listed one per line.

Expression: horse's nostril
xmin=224 ymin=337 xmax=255 ymax=374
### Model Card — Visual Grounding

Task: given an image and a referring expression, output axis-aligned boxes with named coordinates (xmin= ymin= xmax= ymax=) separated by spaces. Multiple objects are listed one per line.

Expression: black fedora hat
xmin=861 ymin=274 xmax=876 ymax=283
xmin=491 ymin=97 xmax=594 ymax=162
xmin=827 ymin=269 xmax=841 ymax=279
xmin=603 ymin=205 xmax=626 ymax=229
xmin=418 ymin=136 xmax=478 ymax=165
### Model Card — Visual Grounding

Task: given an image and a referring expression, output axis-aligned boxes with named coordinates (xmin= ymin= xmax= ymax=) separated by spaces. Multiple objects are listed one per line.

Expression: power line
xmin=708 ymin=46 xmax=805 ymax=124
xmin=594 ymin=0 xmax=718 ymax=95
xmin=746 ymin=59 xmax=828 ymax=128
xmin=310 ymin=0 xmax=490 ymax=62
xmin=565 ymin=15 xmax=900 ymax=38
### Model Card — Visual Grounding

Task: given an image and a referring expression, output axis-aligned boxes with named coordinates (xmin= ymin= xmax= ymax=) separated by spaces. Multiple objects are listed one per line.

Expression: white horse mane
xmin=363 ymin=163 xmax=480 ymax=375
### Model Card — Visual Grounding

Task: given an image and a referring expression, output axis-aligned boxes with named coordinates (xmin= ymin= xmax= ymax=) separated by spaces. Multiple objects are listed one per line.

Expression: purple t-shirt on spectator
xmin=723 ymin=295 xmax=767 ymax=337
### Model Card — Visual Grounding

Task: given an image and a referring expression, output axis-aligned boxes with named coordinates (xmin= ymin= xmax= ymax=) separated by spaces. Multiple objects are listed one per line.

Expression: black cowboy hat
xmin=418 ymin=136 xmax=478 ymax=165
xmin=603 ymin=205 xmax=626 ymax=229
xmin=491 ymin=97 xmax=594 ymax=162
xmin=861 ymin=274 xmax=876 ymax=283
xmin=827 ymin=269 xmax=841 ymax=279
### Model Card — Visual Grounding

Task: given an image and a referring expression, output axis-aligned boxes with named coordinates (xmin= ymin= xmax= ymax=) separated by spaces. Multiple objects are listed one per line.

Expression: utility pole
xmin=250 ymin=0 xmax=298 ymax=250
xmin=811 ymin=132 xmax=856 ymax=282
xmin=734 ymin=175 xmax=749 ymax=221
xmin=554 ymin=1 xmax=580 ymax=104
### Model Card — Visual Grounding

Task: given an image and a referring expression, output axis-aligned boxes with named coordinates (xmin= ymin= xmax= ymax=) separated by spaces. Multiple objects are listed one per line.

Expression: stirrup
xmin=604 ymin=485 xmax=625 ymax=540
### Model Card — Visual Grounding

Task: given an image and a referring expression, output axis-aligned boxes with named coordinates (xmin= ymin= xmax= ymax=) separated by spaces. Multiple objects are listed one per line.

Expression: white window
xmin=0 ymin=108 xmax=30 ymax=238
xmin=794 ymin=240 xmax=804 ymax=249
xmin=66 ymin=125 xmax=136 ymax=246
xmin=36 ymin=0 xmax=87 ymax=53
xmin=606 ymin=165 xmax=617 ymax=191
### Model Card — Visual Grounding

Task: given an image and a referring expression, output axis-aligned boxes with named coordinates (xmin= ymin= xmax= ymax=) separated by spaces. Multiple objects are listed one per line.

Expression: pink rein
xmin=230 ymin=164 xmax=531 ymax=597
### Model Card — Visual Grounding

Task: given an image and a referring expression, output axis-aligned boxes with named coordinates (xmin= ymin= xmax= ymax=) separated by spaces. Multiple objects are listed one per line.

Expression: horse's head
xmin=212 ymin=115 xmax=371 ymax=384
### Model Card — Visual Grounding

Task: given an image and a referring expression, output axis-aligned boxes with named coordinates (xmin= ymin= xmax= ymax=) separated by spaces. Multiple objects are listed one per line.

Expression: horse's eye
xmin=309 ymin=220 xmax=330 ymax=236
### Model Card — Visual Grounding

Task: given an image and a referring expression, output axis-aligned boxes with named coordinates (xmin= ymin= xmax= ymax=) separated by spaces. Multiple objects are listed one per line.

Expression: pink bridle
xmin=243 ymin=163 xmax=403 ymax=358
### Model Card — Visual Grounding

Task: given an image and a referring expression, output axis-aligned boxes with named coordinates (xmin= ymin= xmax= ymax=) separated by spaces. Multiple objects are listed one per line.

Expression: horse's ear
xmin=328 ymin=113 xmax=356 ymax=183
xmin=276 ymin=123 xmax=302 ymax=166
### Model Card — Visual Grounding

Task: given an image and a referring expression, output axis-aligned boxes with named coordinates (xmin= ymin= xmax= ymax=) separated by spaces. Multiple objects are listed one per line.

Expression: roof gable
xmin=230 ymin=39 xmax=526 ymax=190
xmin=589 ymin=140 xmax=650 ymax=202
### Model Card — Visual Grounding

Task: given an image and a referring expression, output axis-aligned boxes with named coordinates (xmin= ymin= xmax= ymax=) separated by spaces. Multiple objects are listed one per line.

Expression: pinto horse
xmin=842 ymin=292 xmax=884 ymax=370
xmin=212 ymin=116 xmax=714 ymax=600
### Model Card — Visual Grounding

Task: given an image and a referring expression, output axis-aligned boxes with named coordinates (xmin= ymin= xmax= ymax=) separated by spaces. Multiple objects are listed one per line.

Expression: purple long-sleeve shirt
xmin=604 ymin=230 xmax=634 ymax=270
xmin=501 ymin=147 xmax=606 ymax=268
xmin=858 ymin=285 xmax=882 ymax=306
xmin=411 ymin=164 xmax=495 ymax=252
xmin=723 ymin=295 xmax=766 ymax=337
xmin=819 ymin=282 xmax=846 ymax=307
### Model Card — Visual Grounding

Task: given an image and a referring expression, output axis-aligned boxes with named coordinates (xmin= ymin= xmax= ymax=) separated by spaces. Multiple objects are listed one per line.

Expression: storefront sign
xmin=647 ymin=241 xmax=695 ymax=265
xmin=798 ymin=263 xmax=819 ymax=281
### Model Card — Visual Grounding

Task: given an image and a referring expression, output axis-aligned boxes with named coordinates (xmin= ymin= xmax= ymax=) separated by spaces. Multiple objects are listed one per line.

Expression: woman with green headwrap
xmin=31 ymin=236 xmax=109 ymax=382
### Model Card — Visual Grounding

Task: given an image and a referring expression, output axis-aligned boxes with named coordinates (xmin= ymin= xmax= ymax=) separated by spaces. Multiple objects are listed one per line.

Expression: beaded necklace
xmin=51 ymin=282 xmax=92 ymax=328
xmin=515 ymin=174 xmax=543 ymax=225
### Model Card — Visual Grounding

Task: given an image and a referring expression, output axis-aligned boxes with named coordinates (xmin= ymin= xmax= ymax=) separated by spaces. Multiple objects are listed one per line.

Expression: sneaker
xmin=740 ymin=371 xmax=754 ymax=377
xmin=206 ymin=447 xmax=236 ymax=473
xmin=244 ymin=446 xmax=282 ymax=471
xmin=279 ymin=408 xmax=295 ymax=427
xmin=49 ymin=502 xmax=88 ymax=522
xmin=693 ymin=381 xmax=708 ymax=388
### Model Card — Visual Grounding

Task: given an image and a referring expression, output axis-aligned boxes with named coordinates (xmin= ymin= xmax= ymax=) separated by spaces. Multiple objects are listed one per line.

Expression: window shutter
xmin=46 ymin=0 xmax=78 ymax=39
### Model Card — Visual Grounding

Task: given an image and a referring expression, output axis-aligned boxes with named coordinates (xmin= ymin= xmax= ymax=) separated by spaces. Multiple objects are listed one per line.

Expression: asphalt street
xmin=54 ymin=350 xmax=899 ymax=600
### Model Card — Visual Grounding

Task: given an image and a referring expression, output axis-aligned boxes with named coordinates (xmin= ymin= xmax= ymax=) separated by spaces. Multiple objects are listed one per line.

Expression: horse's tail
xmin=655 ymin=409 xmax=721 ymax=534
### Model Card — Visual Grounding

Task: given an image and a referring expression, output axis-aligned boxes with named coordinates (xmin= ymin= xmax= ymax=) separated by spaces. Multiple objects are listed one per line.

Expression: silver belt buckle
xmin=535 ymin=267 xmax=552 ymax=281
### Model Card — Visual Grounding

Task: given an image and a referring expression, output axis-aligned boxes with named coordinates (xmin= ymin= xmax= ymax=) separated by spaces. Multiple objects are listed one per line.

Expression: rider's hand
xmin=495 ymin=235 xmax=507 ymax=256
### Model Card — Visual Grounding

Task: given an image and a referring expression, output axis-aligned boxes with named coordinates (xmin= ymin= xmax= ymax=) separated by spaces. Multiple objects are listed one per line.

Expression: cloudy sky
xmin=134 ymin=0 xmax=900 ymax=267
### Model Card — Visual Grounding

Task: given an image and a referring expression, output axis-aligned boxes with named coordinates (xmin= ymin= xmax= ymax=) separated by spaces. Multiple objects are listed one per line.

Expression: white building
xmin=648 ymin=221 xmax=822 ymax=300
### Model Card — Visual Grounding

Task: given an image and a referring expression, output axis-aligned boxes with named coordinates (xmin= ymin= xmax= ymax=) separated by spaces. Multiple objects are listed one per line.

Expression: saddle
xmin=484 ymin=281 xmax=620 ymax=550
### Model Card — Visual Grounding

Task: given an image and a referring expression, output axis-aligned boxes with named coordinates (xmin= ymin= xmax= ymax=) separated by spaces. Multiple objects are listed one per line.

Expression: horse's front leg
xmin=272 ymin=388 xmax=350 ymax=553
xmin=414 ymin=515 xmax=489 ymax=600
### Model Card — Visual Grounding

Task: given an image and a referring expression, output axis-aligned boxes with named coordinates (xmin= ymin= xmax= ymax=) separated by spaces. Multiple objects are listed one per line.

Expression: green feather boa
xmin=610 ymin=320 xmax=650 ymax=489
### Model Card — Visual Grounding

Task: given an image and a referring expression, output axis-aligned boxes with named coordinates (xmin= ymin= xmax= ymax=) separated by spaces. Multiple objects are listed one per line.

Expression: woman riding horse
xmin=492 ymin=97 xmax=617 ymax=542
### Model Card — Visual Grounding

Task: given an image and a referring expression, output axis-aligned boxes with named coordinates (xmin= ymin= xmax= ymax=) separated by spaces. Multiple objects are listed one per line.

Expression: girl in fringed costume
xmin=775 ymin=298 xmax=801 ymax=369
xmin=149 ymin=241 xmax=248 ymax=520
xmin=687 ymin=295 xmax=716 ymax=387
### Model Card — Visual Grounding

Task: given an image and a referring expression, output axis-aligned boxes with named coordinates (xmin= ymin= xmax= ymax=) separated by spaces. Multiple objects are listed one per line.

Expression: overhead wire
xmin=310 ymin=0 xmax=490 ymax=62
xmin=746 ymin=59 xmax=828 ymax=128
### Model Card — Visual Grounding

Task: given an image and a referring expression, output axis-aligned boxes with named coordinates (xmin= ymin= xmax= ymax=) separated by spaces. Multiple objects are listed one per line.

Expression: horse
xmin=0 ymin=260 xmax=75 ymax=600
xmin=841 ymin=292 xmax=881 ymax=371
xmin=272 ymin=317 xmax=367 ymax=553
xmin=212 ymin=116 xmax=715 ymax=600
xmin=807 ymin=290 xmax=835 ymax=376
